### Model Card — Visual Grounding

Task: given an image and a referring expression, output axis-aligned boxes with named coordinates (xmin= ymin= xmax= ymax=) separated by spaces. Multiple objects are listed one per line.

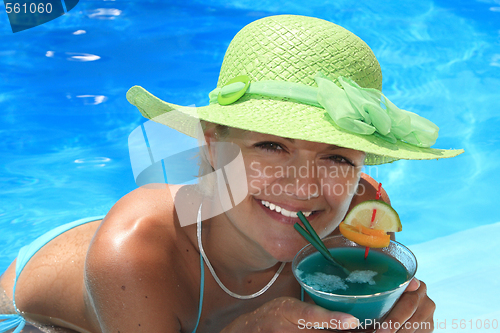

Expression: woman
xmin=0 ymin=15 xmax=462 ymax=333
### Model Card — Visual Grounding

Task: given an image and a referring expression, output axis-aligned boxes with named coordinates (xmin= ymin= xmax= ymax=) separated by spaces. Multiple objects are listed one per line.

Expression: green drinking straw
xmin=297 ymin=211 xmax=329 ymax=253
xmin=295 ymin=212 xmax=350 ymax=275
xmin=293 ymin=223 xmax=334 ymax=262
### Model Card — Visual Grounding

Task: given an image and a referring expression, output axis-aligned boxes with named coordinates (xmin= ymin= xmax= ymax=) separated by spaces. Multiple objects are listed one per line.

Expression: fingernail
xmin=340 ymin=316 xmax=359 ymax=330
xmin=413 ymin=277 xmax=420 ymax=288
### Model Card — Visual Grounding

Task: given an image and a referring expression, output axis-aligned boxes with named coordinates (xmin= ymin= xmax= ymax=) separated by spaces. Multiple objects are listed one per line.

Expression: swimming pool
xmin=1 ymin=0 xmax=499 ymax=330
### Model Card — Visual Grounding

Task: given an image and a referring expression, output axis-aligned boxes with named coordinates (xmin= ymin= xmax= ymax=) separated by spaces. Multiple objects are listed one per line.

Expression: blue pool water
xmin=1 ymin=0 xmax=499 ymax=329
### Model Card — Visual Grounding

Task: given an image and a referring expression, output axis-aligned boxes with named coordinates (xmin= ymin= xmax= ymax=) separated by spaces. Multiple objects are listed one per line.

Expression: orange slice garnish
xmin=339 ymin=222 xmax=390 ymax=248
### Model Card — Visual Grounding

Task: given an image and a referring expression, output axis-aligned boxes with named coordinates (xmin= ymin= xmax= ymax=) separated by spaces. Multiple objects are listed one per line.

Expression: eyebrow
xmin=283 ymin=137 xmax=344 ymax=151
xmin=325 ymin=145 xmax=346 ymax=151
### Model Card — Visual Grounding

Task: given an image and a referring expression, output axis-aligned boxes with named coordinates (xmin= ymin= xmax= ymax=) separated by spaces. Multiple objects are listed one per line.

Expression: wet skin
xmin=0 ymin=129 xmax=433 ymax=332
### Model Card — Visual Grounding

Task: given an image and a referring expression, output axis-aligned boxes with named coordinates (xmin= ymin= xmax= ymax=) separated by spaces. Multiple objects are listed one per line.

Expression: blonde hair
xmin=196 ymin=121 xmax=229 ymax=197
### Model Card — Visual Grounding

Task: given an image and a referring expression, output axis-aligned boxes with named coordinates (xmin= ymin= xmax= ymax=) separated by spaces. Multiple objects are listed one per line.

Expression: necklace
xmin=196 ymin=204 xmax=286 ymax=300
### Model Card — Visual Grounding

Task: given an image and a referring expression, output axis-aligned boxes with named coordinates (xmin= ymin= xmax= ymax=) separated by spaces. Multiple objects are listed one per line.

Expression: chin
xmin=265 ymin=238 xmax=309 ymax=263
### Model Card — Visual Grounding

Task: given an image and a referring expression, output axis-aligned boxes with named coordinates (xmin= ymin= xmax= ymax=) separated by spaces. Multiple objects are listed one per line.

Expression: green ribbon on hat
xmin=209 ymin=73 xmax=439 ymax=147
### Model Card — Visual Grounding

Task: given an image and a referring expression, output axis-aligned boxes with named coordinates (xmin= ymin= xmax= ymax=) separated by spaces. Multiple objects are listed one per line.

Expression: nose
xmin=281 ymin=160 xmax=321 ymax=200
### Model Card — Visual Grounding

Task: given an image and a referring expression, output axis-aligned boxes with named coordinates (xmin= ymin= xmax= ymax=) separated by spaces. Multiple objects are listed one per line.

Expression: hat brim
xmin=127 ymin=85 xmax=464 ymax=165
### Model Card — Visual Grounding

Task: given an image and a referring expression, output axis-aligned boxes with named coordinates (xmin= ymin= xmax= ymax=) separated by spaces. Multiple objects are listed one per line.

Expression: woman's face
xmin=207 ymin=127 xmax=366 ymax=262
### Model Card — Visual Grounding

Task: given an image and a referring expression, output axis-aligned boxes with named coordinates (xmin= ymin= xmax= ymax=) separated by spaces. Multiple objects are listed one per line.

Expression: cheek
xmin=246 ymin=161 xmax=279 ymax=195
xmin=318 ymin=166 xmax=361 ymax=199
xmin=321 ymin=171 xmax=361 ymax=216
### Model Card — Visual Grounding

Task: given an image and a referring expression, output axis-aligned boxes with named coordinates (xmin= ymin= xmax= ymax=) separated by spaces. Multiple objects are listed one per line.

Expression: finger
xmin=396 ymin=294 xmax=436 ymax=333
xmin=396 ymin=314 xmax=434 ymax=333
xmin=278 ymin=297 xmax=359 ymax=331
xmin=392 ymin=313 xmax=434 ymax=333
xmin=376 ymin=281 xmax=428 ymax=333
xmin=404 ymin=278 xmax=420 ymax=293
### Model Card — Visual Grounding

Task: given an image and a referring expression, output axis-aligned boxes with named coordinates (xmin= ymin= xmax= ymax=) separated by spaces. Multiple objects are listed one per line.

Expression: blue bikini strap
xmin=0 ymin=314 xmax=25 ymax=333
xmin=0 ymin=216 xmax=104 ymax=333
xmin=191 ymin=249 xmax=204 ymax=333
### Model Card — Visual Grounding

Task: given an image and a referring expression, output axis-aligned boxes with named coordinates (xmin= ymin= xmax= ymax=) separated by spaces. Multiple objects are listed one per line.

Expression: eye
xmin=326 ymin=155 xmax=355 ymax=166
xmin=254 ymin=141 xmax=286 ymax=153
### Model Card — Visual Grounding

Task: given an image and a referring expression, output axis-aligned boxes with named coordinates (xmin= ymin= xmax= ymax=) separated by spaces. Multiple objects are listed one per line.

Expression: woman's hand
xmin=377 ymin=278 xmax=436 ymax=333
xmin=221 ymin=297 xmax=359 ymax=332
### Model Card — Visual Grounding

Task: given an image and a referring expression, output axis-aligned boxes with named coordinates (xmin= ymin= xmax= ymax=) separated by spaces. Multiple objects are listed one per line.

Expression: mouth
xmin=257 ymin=198 xmax=320 ymax=223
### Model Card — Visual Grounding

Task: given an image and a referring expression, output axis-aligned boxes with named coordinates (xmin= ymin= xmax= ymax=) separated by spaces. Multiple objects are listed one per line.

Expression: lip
xmin=255 ymin=197 xmax=320 ymax=225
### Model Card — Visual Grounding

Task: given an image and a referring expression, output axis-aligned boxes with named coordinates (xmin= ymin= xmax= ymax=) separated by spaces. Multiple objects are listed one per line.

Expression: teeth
xmin=261 ymin=200 xmax=312 ymax=218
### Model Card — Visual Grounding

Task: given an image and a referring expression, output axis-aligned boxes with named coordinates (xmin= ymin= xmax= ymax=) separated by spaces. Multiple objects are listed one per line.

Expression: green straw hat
xmin=126 ymin=15 xmax=463 ymax=165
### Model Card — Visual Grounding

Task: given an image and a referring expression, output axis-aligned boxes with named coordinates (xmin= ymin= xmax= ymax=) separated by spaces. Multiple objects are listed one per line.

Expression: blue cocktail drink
xmin=293 ymin=235 xmax=417 ymax=332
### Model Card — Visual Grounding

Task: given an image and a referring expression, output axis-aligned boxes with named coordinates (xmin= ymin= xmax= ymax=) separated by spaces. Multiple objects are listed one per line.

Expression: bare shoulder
xmin=94 ymin=185 xmax=179 ymax=242
xmin=86 ymin=186 xmax=177 ymax=276
xmin=85 ymin=185 xmax=201 ymax=332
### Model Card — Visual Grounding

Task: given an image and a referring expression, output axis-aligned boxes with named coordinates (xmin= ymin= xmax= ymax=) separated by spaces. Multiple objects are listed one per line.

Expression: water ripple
xmin=66 ymin=52 xmax=101 ymax=62
xmin=45 ymin=51 xmax=101 ymax=62
xmin=74 ymin=157 xmax=112 ymax=168
xmin=0 ymin=176 xmax=39 ymax=186
xmin=87 ymin=8 xmax=122 ymax=19
xmin=491 ymin=54 xmax=500 ymax=67
xmin=76 ymin=95 xmax=108 ymax=105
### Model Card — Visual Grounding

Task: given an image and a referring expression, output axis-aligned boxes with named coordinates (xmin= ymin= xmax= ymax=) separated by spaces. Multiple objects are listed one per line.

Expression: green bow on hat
xmin=126 ymin=14 xmax=463 ymax=165
xmin=210 ymin=72 xmax=439 ymax=148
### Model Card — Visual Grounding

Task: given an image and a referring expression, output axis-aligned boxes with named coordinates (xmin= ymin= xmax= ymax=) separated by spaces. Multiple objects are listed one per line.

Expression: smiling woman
xmin=0 ymin=14 xmax=461 ymax=333
xmin=197 ymin=126 xmax=366 ymax=261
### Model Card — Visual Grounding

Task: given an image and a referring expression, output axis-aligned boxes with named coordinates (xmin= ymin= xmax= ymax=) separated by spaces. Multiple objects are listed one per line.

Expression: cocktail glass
xmin=292 ymin=235 xmax=417 ymax=332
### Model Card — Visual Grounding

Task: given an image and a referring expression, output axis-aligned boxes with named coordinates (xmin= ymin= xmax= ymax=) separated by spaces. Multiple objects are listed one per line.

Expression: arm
xmin=85 ymin=188 xmax=360 ymax=333
xmin=221 ymin=297 xmax=359 ymax=332
xmin=84 ymin=189 xmax=183 ymax=333
xmin=87 ymin=236 xmax=359 ymax=333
